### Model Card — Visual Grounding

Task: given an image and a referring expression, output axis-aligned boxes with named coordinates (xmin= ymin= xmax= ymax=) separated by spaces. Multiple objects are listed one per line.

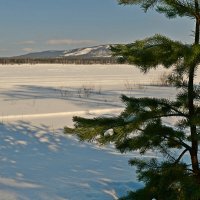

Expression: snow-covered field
xmin=0 ymin=64 xmax=198 ymax=200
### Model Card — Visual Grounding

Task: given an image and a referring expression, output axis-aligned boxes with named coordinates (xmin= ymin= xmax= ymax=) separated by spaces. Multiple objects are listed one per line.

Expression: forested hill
xmin=16 ymin=45 xmax=112 ymax=59
xmin=0 ymin=45 xmax=118 ymax=64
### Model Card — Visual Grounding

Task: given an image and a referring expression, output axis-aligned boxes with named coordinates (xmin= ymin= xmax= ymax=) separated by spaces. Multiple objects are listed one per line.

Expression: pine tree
xmin=64 ymin=0 xmax=200 ymax=199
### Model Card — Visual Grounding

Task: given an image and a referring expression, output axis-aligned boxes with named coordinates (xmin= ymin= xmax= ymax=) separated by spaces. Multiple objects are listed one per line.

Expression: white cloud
xmin=22 ymin=48 xmax=34 ymax=52
xmin=46 ymin=39 xmax=97 ymax=45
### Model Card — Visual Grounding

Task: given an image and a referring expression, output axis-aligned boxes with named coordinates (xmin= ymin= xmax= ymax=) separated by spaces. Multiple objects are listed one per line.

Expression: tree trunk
xmin=189 ymin=0 xmax=200 ymax=180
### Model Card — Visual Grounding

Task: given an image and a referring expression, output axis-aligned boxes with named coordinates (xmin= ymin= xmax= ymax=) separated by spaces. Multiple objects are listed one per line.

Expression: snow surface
xmin=63 ymin=45 xmax=111 ymax=57
xmin=64 ymin=47 xmax=97 ymax=56
xmin=0 ymin=64 xmax=199 ymax=200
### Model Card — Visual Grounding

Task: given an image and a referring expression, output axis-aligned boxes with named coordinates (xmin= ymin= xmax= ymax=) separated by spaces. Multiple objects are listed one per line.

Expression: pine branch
xmin=111 ymin=35 xmax=188 ymax=71
xmin=159 ymin=144 xmax=177 ymax=161
xmin=157 ymin=0 xmax=197 ymax=18
xmin=163 ymin=135 xmax=191 ymax=150
xmin=118 ymin=0 xmax=199 ymax=19
xmin=122 ymin=95 xmax=188 ymax=118
xmin=157 ymin=100 xmax=188 ymax=117
xmin=174 ymin=148 xmax=189 ymax=164
xmin=151 ymin=113 xmax=186 ymax=118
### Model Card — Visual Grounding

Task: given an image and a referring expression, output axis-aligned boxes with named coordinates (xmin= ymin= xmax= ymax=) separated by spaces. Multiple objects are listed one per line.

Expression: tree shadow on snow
xmin=0 ymin=85 xmax=144 ymax=109
xmin=0 ymin=121 xmax=142 ymax=200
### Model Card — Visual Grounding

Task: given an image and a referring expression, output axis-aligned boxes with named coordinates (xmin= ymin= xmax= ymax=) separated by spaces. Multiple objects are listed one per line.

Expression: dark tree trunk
xmin=189 ymin=0 xmax=200 ymax=180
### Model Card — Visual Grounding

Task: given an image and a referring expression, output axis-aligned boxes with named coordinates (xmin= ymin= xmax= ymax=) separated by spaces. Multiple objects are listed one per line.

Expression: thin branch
xmin=150 ymin=113 xmax=186 ymax=120
xmin=159 ymin=144 xmax=176 ymax=161
xmin=158 ymin=101 xmax=188 ymax=117
xmin=174 ymin=148 xmax=189 ymax=164
xmin=187 ymin=168 xmax=195 ymax=173
xmin=163 ymin=135 xmax=191 ymax=151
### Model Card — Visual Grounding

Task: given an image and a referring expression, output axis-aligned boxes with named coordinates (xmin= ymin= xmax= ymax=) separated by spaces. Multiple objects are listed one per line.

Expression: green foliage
xmin=65 ymin=92 xmax=194 ymax=151
xmin=111 ymin=35 xmax=200 ymax=73
xmin=117 ymin=0 xmax=199 ymax=19
xmin=64 ymin=75 xmax=200 ymax=199
xmin=64 ymin=0 xmax=200 ymax=199
xmin=119 ymin=160 xmax=200 ymax=200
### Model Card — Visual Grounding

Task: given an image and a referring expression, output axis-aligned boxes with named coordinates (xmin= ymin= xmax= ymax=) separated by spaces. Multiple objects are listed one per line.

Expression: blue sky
xmin=0 ymin=0 xmax=195 ymax=56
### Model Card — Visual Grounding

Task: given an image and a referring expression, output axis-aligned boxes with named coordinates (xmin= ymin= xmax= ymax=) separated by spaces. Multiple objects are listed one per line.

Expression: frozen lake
xmin=0 ymin=64 xmax=195 ymax=200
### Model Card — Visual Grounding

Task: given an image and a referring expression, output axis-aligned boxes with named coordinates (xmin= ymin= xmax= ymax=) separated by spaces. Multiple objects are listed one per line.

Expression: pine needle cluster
xmin=64 ymin=0 xmax=200 ymax=199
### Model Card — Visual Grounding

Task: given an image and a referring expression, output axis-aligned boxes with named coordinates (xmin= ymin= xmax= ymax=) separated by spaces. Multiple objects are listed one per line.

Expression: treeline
xmin=0 ymin=57 xmax=118 ymax=65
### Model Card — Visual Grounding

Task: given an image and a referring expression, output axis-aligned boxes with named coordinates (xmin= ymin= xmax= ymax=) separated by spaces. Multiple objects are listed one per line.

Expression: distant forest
xmin=0 ymin=57 xmax=118 ymax=65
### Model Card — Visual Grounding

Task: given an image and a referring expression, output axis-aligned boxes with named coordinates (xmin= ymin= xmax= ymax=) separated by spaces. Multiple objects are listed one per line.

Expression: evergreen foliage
xmin=64 ymin=0 xmax=200 ymax=199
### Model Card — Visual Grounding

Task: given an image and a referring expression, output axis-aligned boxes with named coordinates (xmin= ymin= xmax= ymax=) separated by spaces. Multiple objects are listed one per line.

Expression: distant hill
xmin=17 ymin=45 xmax=112 ymax=59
